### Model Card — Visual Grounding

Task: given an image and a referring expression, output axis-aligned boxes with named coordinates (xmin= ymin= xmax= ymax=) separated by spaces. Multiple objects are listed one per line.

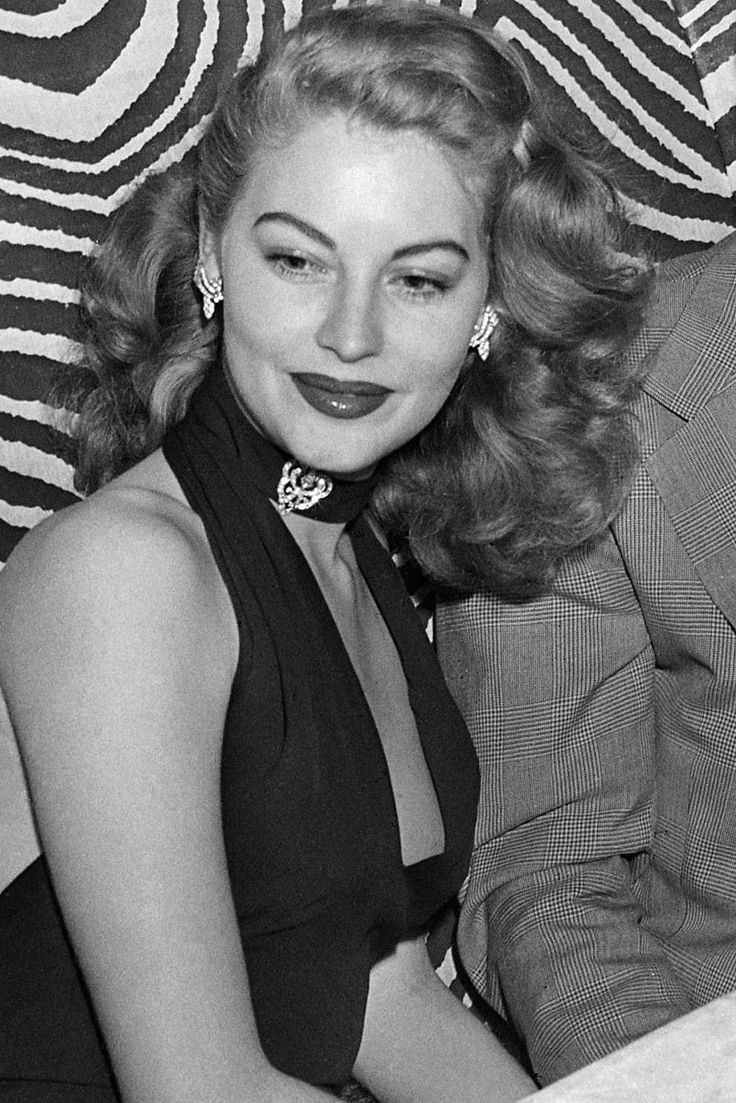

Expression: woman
xmin=0 ymin=4 xmax=647 ymax=1101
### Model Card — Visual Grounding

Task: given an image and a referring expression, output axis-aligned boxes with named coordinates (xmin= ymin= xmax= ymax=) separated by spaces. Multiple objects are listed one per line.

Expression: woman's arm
xmin=0 ymin=494 xmax=336 ymax=1103
xmin=354 ymin=936 xmax=536 ymax=1103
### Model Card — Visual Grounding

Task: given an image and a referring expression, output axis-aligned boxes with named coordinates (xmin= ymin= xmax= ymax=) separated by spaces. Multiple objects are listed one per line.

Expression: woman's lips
xmin=292 ymin=373 xmax=391 ymax=420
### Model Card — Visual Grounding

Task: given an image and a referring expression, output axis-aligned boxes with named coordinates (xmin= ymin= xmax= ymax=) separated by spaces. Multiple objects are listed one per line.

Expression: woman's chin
xmin=298 ymin=450 xmax=379 ymax=482
xmin=312 ymin=461 xmax=377 ymax=482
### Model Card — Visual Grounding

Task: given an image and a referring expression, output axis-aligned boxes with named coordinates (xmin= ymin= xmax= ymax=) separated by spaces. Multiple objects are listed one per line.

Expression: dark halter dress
xmin=0 ymin=366 xmax=480 ymax=1098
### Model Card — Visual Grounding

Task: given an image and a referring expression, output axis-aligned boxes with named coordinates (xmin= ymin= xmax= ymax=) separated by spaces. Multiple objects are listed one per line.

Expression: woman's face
xmin=202 ymin=112 xmax=488 ymax=477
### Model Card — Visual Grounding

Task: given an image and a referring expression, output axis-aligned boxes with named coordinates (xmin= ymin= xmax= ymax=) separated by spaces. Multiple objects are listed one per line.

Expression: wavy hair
xmin=62 ymin=1 xmax=650 ymax=598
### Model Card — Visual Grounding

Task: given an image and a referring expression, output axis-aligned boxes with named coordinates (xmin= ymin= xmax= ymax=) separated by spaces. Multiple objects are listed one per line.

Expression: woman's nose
xmin=316 ymin=283 xmax=383 ymax=362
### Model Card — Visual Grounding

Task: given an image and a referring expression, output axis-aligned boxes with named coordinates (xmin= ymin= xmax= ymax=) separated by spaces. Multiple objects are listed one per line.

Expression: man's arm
xmin=437 ymin=528 xmax=692 ymax=1085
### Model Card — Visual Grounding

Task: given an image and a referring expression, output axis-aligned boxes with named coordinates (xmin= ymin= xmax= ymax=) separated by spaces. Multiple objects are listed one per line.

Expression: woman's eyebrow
xmin=392 ymin=241 xmax=470 ymax=262
xmin=254 ymin=212 xmax=334 ymax=248
xmin=254 ymin=211 xmax=470 ymax=262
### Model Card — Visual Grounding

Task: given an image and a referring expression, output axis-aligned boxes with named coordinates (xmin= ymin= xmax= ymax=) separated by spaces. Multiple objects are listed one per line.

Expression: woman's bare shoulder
xmin=5 ymin=450 xmax=201 ymax=588
xmin=0 ymin=452 xmax=237 ymax=683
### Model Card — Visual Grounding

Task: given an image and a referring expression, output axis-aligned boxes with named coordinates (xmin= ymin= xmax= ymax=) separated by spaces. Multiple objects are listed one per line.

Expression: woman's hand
xmin=354 ymin=936 xmax=537 ymax=1102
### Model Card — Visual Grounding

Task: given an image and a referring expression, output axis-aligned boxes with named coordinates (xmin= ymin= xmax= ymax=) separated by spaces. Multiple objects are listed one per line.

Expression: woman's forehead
xmin=228 ymin=113 xmax=485 ymax=244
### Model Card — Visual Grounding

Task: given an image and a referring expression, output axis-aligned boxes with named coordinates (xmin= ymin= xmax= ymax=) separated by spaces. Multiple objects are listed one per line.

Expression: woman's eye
xmin=396 ymin=273 xmax=449 ymax=299
xmin=268 ymin=252 xmax=324 ymax=280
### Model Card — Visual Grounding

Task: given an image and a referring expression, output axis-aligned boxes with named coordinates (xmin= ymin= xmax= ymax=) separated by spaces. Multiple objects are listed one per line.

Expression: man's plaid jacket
xmin=436 ymin=231 xmax=736 ymax=1086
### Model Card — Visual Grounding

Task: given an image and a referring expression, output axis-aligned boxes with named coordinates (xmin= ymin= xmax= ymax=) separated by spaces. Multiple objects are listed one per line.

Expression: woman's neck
xmin=277 ymin=507 xmax=351 ymax=576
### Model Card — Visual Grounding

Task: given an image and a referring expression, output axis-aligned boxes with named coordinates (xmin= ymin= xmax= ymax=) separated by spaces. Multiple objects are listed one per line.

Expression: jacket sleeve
xmin=436 ymin=527 xmax=693 ymax=1086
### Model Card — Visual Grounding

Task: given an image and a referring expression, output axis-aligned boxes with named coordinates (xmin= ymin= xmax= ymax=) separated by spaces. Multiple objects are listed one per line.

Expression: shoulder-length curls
xmin=63 ymin=1 xmax=650 ymax=599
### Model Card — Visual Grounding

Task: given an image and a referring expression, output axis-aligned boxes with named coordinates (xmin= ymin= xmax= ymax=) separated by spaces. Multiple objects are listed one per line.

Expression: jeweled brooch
xmin=276 ymin=460 xmax=334 ymax=515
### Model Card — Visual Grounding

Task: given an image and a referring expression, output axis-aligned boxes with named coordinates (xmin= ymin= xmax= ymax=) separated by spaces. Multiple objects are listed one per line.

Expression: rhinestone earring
xmin=469 ymin=305 xmax=499 ymax=361
xmin=193 ymin=261 xmax=223 ymax=320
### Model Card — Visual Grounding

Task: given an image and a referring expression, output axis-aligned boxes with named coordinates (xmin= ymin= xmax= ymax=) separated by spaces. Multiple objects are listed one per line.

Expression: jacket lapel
xmin=639 ymin=233 xmax=736 ymax=627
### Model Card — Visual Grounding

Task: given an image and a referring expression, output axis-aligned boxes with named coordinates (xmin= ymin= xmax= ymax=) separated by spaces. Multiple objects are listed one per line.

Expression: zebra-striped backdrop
xmin=1 ymin=0 xmax=734 ymax=564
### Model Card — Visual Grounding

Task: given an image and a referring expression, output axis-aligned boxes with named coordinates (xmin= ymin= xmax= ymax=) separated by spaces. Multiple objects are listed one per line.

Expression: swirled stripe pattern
xmin=0 ymin=0 xmax=734 ymax=563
